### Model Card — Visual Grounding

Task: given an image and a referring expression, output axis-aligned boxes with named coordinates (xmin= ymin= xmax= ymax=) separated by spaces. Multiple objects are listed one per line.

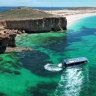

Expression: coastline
xmin=1 ymin=7 xmax=96 ymax=53
xmin=66 ymin=13 xmax=96 ymax=27
xmin=44 ymin=8 xmax=96 ymax=27
xmin=0 ymin=7 xmax=67 ymax=54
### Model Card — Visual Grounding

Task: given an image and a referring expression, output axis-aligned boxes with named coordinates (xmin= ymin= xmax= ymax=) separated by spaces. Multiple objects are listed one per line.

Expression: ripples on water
xmin=0 ymin=16 xmax=96 ymax=96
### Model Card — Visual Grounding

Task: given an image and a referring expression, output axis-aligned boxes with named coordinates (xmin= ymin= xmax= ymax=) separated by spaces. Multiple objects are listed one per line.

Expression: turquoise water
xmin=0 ymin=16 xmax=96 ymax=96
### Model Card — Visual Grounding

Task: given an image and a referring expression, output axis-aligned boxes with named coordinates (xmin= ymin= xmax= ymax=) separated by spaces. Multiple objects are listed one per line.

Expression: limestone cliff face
xmin=0 ymin=17 xmax=67 ymax=33
xmin=0 ymin=32 xmax=16 ymax=53
xmin=0 ymin=16 xmax=67 ymax=53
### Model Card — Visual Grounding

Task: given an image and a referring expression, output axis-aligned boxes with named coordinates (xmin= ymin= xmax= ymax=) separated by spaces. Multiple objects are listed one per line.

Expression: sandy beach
xmin=66 ymin=13 xmax=96 ymax=27
xmin=44 ymin=8 xmax=96 ymax=26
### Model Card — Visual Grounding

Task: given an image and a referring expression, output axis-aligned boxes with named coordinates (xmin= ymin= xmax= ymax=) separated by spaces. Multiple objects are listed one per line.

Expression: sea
xmin=0 ymin=7 xmax=96 ymax=96
xmin=0 ymin=7 xmax=72 ymax=11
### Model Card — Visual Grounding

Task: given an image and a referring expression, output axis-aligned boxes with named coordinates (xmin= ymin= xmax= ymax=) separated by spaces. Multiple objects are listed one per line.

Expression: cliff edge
xmin=0 ymin=7 xmax=67 ymax=53
xmin=0 ymin=7 xmax=67 ymax=32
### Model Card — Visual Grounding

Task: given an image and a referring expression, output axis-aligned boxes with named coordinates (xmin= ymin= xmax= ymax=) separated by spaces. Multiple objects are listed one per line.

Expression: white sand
xmin=44 ymin=9 xmax=96 ymax=26
xmin=66 ymin=13 xmax=96 ymax=27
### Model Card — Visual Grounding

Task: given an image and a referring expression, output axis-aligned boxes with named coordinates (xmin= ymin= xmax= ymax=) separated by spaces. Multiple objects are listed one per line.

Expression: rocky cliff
xmin=0 ymin=31 xmax=16 ymax=53
xmin=0 ymin=16 xmax=67 ymax=33
xmin=0 ymin=29 xmax=32 ymax=54
xmin=0 ymin=7 xmax=67 ymax=53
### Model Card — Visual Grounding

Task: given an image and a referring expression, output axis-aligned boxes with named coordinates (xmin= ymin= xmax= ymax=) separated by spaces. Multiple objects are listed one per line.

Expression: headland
xmin=0 ymin=7 xmax=67 ymax=53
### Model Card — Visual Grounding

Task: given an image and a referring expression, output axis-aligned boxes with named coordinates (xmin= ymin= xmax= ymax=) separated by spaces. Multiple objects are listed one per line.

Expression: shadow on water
xmin=26 ymin=82 xmax=58 ymax=96
xmin=19 ymin=50 xmax=62 ymax=77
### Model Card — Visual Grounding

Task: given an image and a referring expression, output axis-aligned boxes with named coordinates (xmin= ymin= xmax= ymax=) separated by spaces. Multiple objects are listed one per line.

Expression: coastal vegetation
xmin=0 ymin=7 xmax=53 ymax=20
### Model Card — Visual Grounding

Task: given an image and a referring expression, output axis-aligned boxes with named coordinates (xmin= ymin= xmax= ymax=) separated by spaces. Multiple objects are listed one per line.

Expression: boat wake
xmin=54 ymin=68 xmax=85 ymax=96
xmin=44 ymin=63 xmax=63 ymax=72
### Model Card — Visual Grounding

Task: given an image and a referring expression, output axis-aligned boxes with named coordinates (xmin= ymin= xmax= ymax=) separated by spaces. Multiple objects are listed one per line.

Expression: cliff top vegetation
xmin=0 ymin=7 xmax=53 ymax=20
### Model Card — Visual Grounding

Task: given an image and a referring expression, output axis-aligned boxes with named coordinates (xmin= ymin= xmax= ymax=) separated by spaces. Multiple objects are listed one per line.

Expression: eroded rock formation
xmin=0 ymin=30 xmax=16 ymax=53
xmin=0 ymin=30 xmax=32 ymax=54
xmin=0 ymin=7 xmax=67 ymax=54
xmin=0 ymin=16 xmax=67 ymax=53
xmin=0 ymin=16 xmax=67 ymax=33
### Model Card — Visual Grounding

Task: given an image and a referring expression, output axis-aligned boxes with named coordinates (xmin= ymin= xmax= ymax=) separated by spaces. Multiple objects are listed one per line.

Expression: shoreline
xmin=1 ymin=7 xmax=96 ymax=54
xmin=66 ymin=13 xmax=96 ymax=27
xmin=44 ymin=8 xmax=96 ymax=27
xmin=0 ymin=7 xmax=67 ymax=54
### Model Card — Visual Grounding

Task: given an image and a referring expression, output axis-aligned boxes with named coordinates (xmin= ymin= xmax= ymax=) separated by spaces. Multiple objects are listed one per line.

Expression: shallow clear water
xmin=0 ymin=16 xmax=96 ymax=96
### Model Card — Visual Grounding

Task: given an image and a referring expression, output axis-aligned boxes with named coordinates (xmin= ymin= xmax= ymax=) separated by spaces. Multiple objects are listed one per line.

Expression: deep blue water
xmin=33 ymin=7 xmax=72 ymax=10
xmin=0 ymin=7 xmax=72 ymax=11
xmin=0 ymin=7 xmax=18 ymax=11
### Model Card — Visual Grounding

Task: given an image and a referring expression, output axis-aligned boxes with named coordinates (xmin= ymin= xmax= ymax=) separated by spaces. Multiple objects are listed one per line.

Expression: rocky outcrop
xmin=0 ymin=6 xmax=67 ymax=54
xmin=0 ymin=29 xmax=28 ymax=54
xmin=0 ymin=16 xmax=67 ymax=53
xmin=0 ymin=16 xmax=67 ymax=33
xmin=0 ymin=31 xmax=16 ymax=53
